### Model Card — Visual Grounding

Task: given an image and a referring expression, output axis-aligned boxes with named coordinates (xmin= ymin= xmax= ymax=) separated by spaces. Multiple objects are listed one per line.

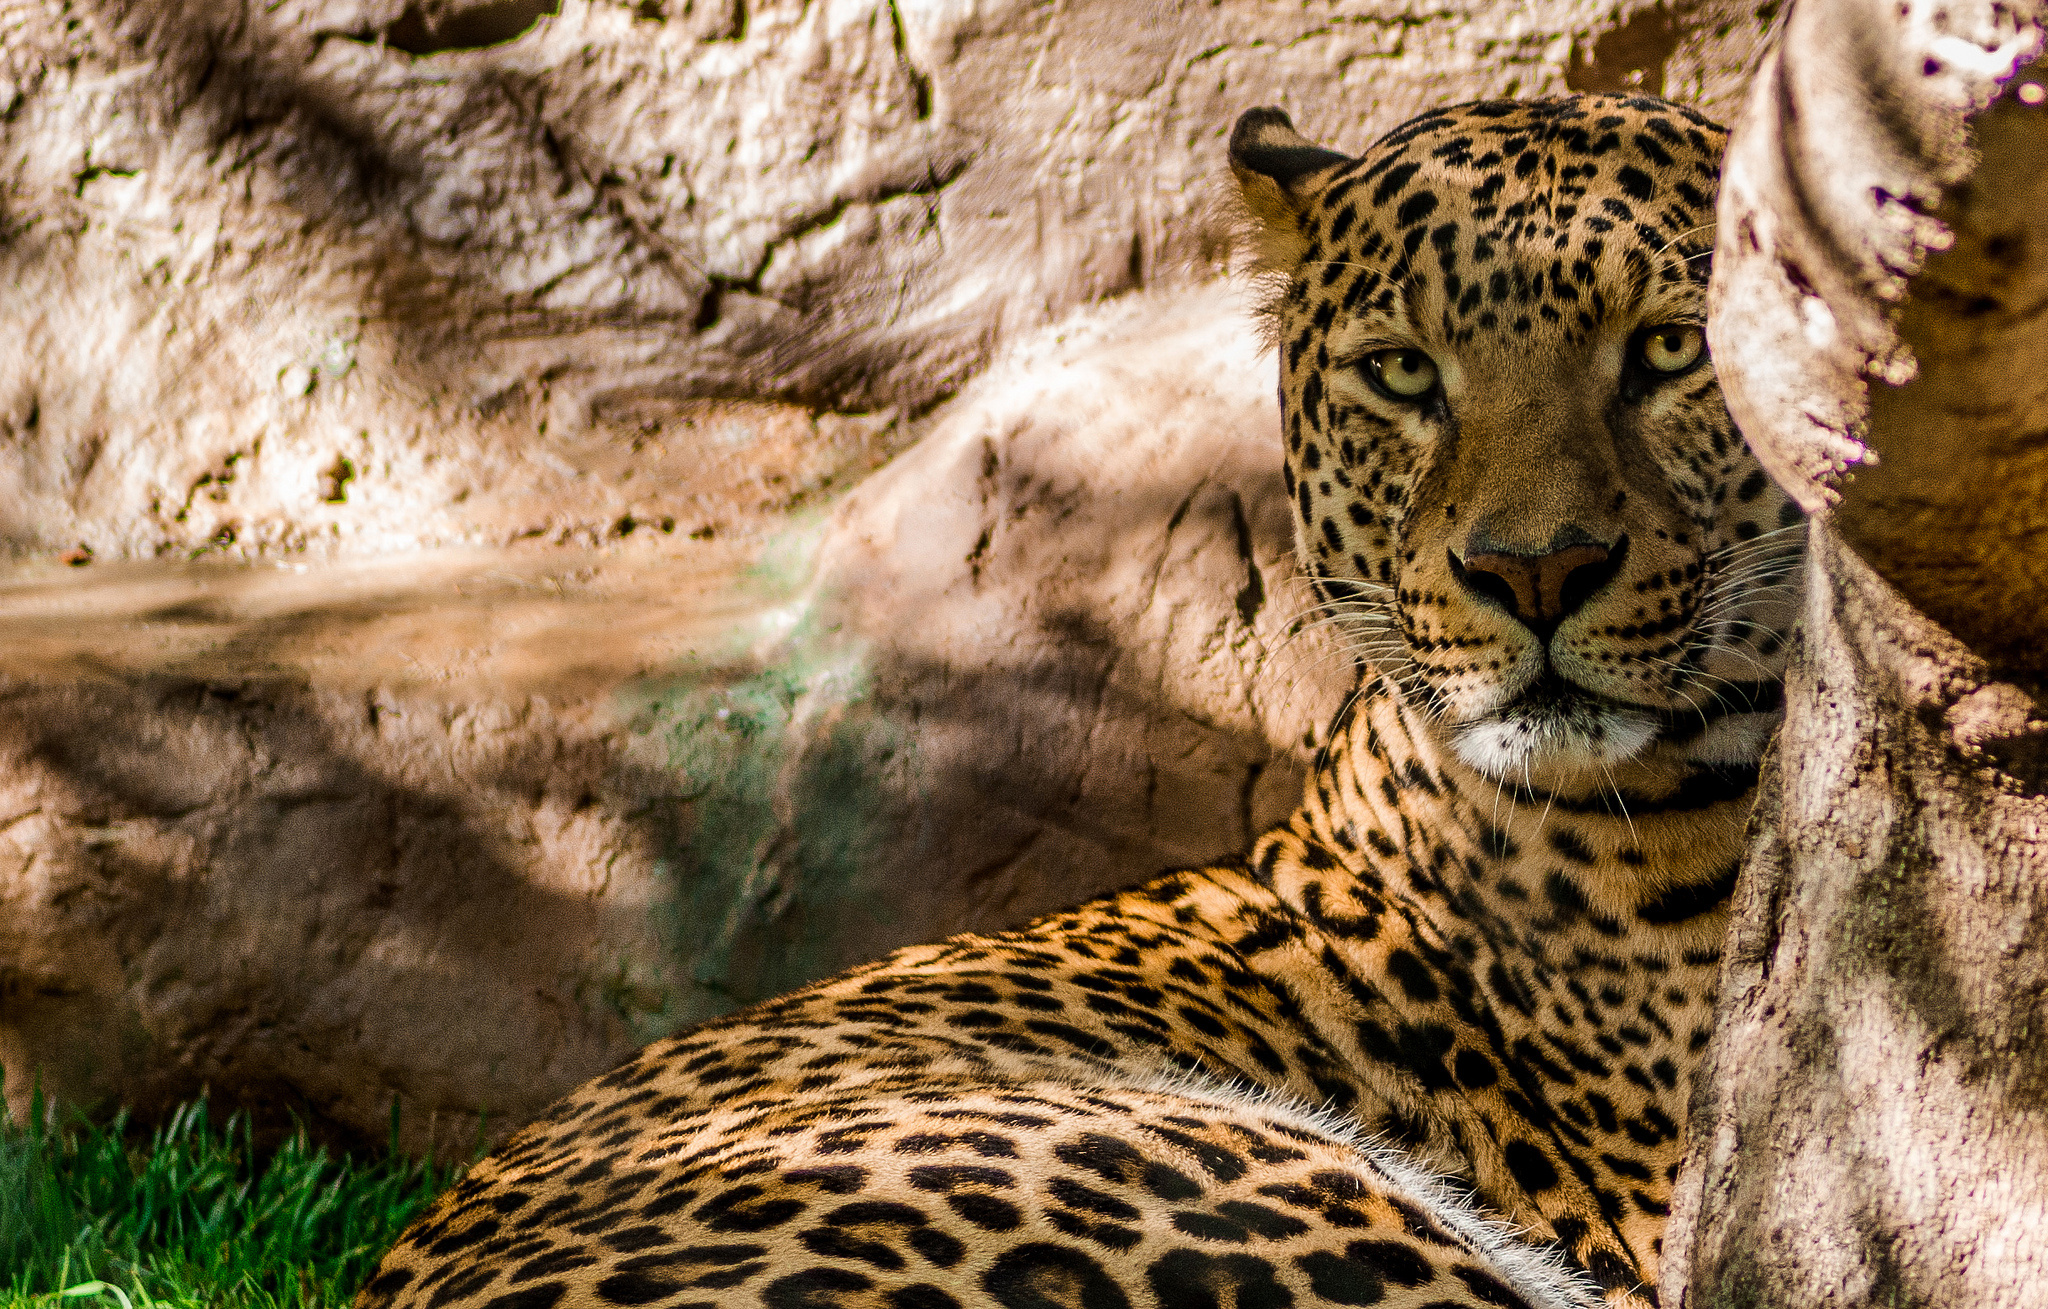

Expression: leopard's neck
xmin=1217 ymin=669 xmax=1763 ymax=1280
xmin=1256 ymin=668 xmax=1757 ymax=967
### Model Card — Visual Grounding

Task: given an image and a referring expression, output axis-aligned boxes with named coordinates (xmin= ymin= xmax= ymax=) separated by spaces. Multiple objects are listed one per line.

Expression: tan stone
xmin=0 ymin=0 xmax=1775 ymax=1148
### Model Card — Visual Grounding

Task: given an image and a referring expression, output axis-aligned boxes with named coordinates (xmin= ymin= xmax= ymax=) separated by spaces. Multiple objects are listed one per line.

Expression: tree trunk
xmin=1662 ymin=2 xmax=2048 ymax=1304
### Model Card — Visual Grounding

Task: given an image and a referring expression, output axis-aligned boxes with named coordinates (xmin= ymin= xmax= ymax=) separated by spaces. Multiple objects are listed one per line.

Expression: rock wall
xmin=0 ymin=0 xmax=1770 ymax=560
xmin=0 ymin=0 xmax=1777 ymax=1151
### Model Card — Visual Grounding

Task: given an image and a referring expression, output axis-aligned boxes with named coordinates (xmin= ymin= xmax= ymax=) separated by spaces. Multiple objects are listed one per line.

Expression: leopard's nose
xmin=1448 ymin=536 xmax=1628 ymax=637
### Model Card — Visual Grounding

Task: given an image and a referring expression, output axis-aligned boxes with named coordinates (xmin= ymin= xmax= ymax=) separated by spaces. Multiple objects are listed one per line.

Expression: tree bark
xmin=1662 ymin=1 xmax=2048 ymax=1304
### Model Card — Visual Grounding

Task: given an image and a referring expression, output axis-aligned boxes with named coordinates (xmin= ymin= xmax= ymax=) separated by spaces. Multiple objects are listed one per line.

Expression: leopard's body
xmin=361 ymin=95 xmax=1801 ymax=1309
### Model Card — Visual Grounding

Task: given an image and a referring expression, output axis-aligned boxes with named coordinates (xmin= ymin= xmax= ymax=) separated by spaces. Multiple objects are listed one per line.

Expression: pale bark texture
xmin=1662 ymin=1 xmax=2048 ymax=1305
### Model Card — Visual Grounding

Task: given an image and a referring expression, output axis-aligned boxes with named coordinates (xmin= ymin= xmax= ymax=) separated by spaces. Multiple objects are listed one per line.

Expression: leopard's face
xmin=1233 ymin=96 xmax=1802 ymax=784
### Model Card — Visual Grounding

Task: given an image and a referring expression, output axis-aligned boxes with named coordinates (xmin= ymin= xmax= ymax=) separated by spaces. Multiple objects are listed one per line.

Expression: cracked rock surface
xmin=1 ymin=0 xmax=1769 ymax=560
xmin=0 ymin=0 xmax=1773 ymax=1148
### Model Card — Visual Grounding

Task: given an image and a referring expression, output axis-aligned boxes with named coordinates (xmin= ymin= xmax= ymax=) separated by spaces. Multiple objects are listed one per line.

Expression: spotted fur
xmin=358 ymin=96 xmax=1801 ymax=1309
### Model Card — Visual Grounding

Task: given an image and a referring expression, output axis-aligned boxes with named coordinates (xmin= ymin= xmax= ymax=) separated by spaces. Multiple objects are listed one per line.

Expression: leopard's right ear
xmin=1229 ymin=108 xmax=1349 ymax=275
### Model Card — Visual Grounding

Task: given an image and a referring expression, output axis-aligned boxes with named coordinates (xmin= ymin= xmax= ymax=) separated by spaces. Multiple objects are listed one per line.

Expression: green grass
xmin=1 ymin=1091 xmax=464 ymax=1309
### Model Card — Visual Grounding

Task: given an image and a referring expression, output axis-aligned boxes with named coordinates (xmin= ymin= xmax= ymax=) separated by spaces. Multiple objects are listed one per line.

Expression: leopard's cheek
xmin=1393 ymin=560 xmax=1524 ymax=718
xmin=1285 ymin=398 xmax=1422 ymax=594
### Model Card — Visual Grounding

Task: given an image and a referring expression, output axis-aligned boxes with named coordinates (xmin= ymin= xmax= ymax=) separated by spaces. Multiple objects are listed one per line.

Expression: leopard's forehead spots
xmin=1301 ymin=99 xmax=1723 ymax=353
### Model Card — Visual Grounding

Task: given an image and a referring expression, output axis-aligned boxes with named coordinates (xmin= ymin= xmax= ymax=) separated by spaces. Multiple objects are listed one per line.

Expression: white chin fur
xmin=1451 ymin=706 xmax=1660 ymax=778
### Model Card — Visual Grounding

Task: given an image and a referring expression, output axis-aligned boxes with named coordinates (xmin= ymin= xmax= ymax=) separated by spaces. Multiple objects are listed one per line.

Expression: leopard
xmin=357 ymin=93 xmax=1802 ymax=1309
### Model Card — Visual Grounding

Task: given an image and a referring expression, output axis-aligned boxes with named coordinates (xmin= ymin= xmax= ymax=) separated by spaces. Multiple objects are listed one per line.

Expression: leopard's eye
xmin=1363 ymin=348 xmax=1439 ymax=400
xmin=1640 ymin=325 xmax=1705 ymax=374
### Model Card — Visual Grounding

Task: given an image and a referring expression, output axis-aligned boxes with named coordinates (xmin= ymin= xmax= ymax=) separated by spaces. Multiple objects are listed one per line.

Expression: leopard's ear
xmin=1229 ymin=108 xmax=1349 ymax=275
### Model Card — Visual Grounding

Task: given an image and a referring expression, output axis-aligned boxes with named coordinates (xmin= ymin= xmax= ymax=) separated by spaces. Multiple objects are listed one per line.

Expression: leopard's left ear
xmin=1229 ymin=108 xmax=1349 ymax=274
